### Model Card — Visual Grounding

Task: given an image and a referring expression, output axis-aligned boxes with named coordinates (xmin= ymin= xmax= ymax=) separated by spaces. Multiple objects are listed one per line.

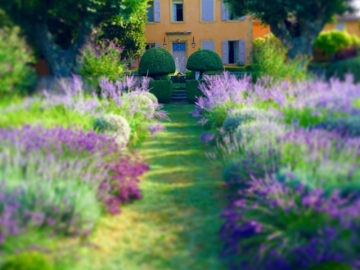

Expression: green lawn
xmin=74 ymin=104 xmax=227 ymax=270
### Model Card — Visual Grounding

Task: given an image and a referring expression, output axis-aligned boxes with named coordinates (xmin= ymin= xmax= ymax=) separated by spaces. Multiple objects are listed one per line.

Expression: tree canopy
xmin=0 ymin=0 xmax=148 ymax=76
xmin=224 ymin=0 xmax=354 ymax=58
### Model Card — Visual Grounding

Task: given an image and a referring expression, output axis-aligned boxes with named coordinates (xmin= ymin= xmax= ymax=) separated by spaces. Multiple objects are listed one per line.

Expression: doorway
xmin=172 ymin=43 xmax=187 ymax=73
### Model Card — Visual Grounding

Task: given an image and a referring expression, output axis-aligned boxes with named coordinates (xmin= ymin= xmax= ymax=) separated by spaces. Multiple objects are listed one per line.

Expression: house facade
xmin=253 ymin=15 xmax=360 ymax=41
xmin=132 ymin=0 xmax=253 ymax=72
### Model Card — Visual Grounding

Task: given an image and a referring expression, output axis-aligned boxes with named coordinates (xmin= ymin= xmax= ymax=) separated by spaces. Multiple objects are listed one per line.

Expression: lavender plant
xmin=221 ymin=176 xmax=360 ymax=270
xmin=0 ymin=125 xmax=149 ymax=248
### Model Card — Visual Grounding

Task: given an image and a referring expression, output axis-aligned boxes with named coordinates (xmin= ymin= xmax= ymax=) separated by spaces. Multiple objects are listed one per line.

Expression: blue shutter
xmin=239 ymin=40 xmax=246 ymax=65
xmin=202 ymin=0 xmax=214 ymax=22
xmin=222 ymin=40 xmax=229 ymax=64
xmin=130 ymin=58 xmax=137 ymax=68
xmin=155 ymin=42 xmax=161 ymax=48
xmin=239 ymin=16 xmax=246 ymax=21
xmin=221 ymin=1 xmax=228 ymax=21
xmin=201 ymin=41 xmax=215 ymax=51
xmin=154 ymin=0 xmax=160 ymax=22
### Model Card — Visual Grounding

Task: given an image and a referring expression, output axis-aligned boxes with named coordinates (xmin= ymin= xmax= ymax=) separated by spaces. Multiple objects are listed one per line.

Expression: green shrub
xmin=186 ymin=50 xmax=223 ymax=77
xmin=185 ymin=70 xmax=195 ymax=80
xmin=245 ymin=64 xmax=259 ymax=72
xmin=93 ymin=113 xmax=131 ymax=147
xmin=1 ymin=251 xmax=54 ymax=270
xmin=252 ymin=34 xmax=309 ymax=82
xmin=314 ymin=30 xmax=360 ymax=56
xmin=326 ymin=56 xmax=360 ymax=82
xmin=149 ymin=80 xmax=173 ymax=104
xmin=0 ymin=27 xmax=36 ymax=97
xmin=186 ymin=80 xmax=205 ymax=104
xmin=78 ymin=39 xmax=127 ymax=83
xmin=138 ymin=47 xmax=176 ymax=79
xmin=224 ymin=66 xmax=246 ymax=72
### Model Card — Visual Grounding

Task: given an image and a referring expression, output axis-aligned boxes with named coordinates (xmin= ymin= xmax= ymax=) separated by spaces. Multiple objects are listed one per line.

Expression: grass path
xmin=75 ymin=104 xmax=227 ymax=270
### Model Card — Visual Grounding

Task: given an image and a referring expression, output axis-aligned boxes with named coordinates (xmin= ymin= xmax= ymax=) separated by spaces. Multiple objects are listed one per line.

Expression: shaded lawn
xmin=74 ymin=104 xmax=227 ymax=270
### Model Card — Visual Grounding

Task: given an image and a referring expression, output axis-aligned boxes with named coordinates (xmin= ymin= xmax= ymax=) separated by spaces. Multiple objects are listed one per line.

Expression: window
xmin=228 ymin=41 xmax=239 ymax=64
xmin=145 ymin=43 xmax=155 ymax=50
xmin=147 ymin=1 xmax=154 ymax=22
xmin=336 ymin=23 xmax=346 ymax=31
xmin=202 ymin=0 xmax=214 ymax=22
xmin=222 ymin=1 xmax=245 ymax=21
xmin=172 ymin=1 xmax=184 ymax=22
xmin=147 ymin=0 xmax=160 ymax=22
xmin=222 ymin=40 xmax=246 ymax=65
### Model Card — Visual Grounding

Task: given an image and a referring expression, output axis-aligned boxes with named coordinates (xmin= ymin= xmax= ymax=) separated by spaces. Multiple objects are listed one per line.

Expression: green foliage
xmin=307 ymin=262 xmax=352 ymax=270
xmin=186 ymin=50 xmax=223 ymax=73
xmin=78 ymin=39 xmax=127 ymax=82
xmin=186 ymin=80 xmax=205 ymax=104
xmin=99 ymin=2 xmax=148 ymax=60
xmin=252 ymin=35 xmax=309 ymax=82
xmin=314 ymin=30 xmax=360 ymax=56
xmin=149 ymin=80 xmax=173 ymax=104
xmin=0 ymin=27 xmax=36 ymax=97
xmin=224 ymin=0 xmax=352 ymax=30
xmin=0 ymin=251 xmax=54 ymax=270
xmin=326 ymin=56 xmax=360 ymax=82
xmin=138 ymin=48 xmax=176 ymax=78
xmin=0 ymin=99 xmax=94 ymax=130
xmin=224 ymin=66 xmax=246 ymax=72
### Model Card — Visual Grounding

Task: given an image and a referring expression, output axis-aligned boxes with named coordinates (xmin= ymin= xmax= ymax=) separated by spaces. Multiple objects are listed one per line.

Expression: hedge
xmin=326 ymin=56 xmax=360 ymax=82
xmin=138 ymin=47 xmax=176 ymax=78
xmin=186 ymin=50 xmax=223 ymax=78
xmin=186 ymin=80 xmax=205 ymax=104
xmin=149 ymin=80 xmax=173 ymax=104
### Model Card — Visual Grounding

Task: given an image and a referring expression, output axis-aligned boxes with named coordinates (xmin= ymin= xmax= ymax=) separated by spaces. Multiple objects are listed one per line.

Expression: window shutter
xmin=155 ymin=42 xmax=161 ymax=48
xmin=221 ymin=1 xmax=228 ymax=21
xmin=239 ymin=16 xmax=246 ymax=21
xmin=222 ymin=40 xmax=229 ymax=64
xmin=239 ymin=40 xmax=246 ymax=65
xmin=154 ymin=0 xmax=160 ymax=22
xmin=201 ymin=41 xmax=215 ymax=51
xmin=202 ymin=0 xmax=214 ymax=22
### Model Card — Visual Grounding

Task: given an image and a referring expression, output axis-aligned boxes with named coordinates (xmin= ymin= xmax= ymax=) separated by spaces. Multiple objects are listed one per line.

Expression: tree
xmin=0 ymin=0 xmax=147 ymax=76
xmin=99 ymin=10 xmax=147 ymax=60
xmin=224 ymin=0 xmax=354 ymax=59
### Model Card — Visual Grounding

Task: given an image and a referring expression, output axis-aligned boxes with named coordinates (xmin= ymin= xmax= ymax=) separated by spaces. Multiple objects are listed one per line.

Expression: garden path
xmin=75 ymin=104 xmax=227 ymax=270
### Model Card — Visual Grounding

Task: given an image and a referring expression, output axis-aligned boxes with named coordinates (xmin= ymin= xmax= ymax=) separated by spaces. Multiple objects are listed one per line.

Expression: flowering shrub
xmin=94 ymin=113 xmax=131 ymax=147
xmin=77 ymin=39 xmax=127 ymax=82
xmin=192 ymin=72 xmax=360 ymax=268
xmin=0 ymin=126 xmax=148 ymax=246
xmin=1 ymin=74 xmax=168 ymax=146
xmin=221 ymin=177 xmax=360 ymax=269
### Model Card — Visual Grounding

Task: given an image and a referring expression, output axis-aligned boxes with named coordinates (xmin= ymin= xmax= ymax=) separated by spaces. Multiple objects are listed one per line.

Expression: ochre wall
xmin=253 ymin=21 xmax=360 ymax=41
xmin=323 ymin=21 xmax=360 ymax=37
xmin=144 ymin=0 xmax=252 ymax=66
xmin=252 ymin=23 xmax=271 ymax=40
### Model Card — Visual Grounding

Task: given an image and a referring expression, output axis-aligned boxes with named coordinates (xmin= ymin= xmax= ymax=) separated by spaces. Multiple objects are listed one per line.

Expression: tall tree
xmin=0 ymin=0 xmax=147 ymax=76
xmin=224 ymin=0 xmax=354 ymax=58
xmin=100 ymin=10 xmax=147 ymax=60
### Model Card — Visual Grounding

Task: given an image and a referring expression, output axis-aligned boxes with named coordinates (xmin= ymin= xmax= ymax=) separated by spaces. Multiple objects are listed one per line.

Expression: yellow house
xmin=132 ymin=0 xmax=253 ymax=72
xmin=323 ymin=13 xmax=360 ymax=36
xmin=252 ymin=14 xmax=360 ymax=43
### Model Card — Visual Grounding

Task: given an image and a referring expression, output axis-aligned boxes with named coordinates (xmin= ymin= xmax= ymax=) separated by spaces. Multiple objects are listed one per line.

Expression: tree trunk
xmin=35 ymin=22 xmax=75 ymax=76
xmin=269 ymin=19 xmax=325 ymax=60
xmin=35 ymin=16 xmax=95 ymax=77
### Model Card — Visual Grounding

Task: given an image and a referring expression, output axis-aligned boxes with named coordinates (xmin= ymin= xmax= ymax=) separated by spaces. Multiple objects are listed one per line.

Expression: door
xmin=172 ymin=43 xmax=186 ymax=73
